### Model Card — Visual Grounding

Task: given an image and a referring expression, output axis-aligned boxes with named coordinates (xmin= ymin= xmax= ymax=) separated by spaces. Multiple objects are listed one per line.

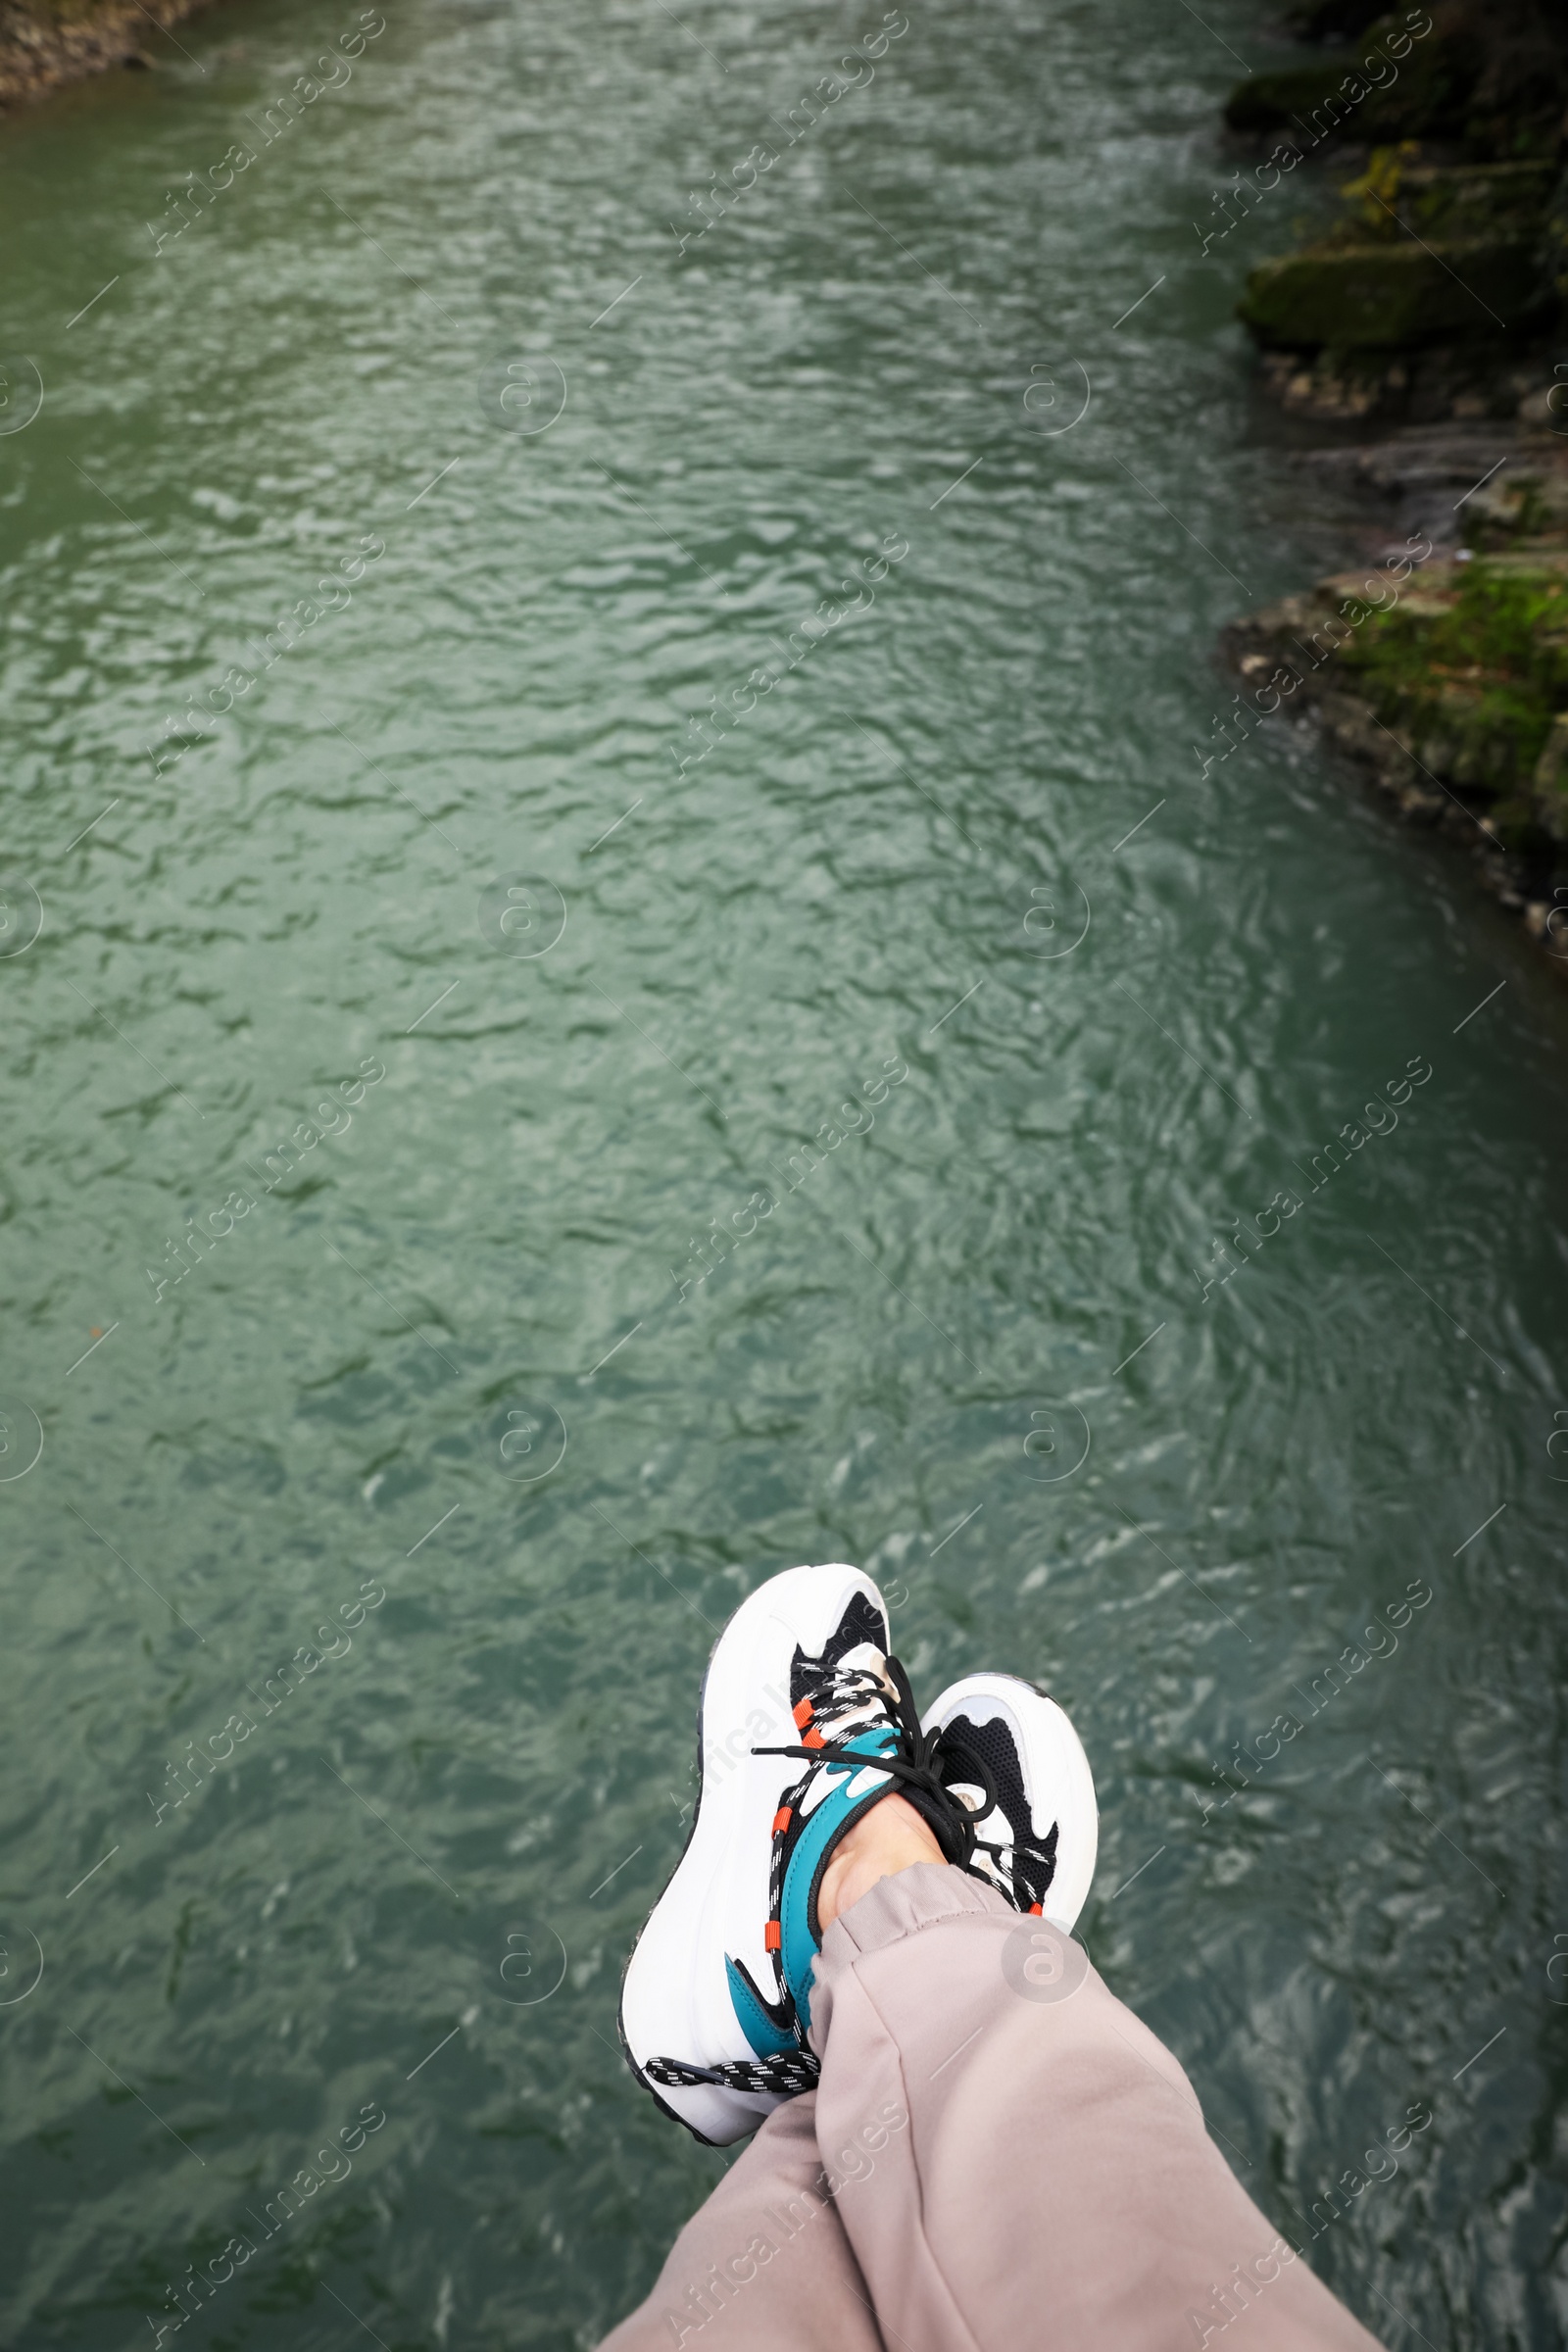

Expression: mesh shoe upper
xmin=937 ymin=1708 xmax=1061 ymax=1912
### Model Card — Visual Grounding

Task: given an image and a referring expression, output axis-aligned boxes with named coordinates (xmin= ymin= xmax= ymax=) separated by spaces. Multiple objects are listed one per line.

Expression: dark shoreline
xmin=1218 ymin=419 xmax=1568 ymax=978
xmin=0 ymin=0 xmax=233 ymax=112
xmin=1213 ymin=0 xmax=1568 ymax=979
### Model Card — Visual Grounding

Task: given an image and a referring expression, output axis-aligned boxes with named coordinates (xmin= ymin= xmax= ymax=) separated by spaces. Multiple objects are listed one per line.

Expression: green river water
xmin=2 ymin=0 xmax=1566 ymax=2344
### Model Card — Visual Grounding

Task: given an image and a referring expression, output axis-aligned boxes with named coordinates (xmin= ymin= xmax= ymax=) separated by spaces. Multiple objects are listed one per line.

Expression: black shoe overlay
xmin=939 ymin=1710 xmax=1059 ymax=1910
xmin=788 ymin=1588 xmax=888 ymax=1712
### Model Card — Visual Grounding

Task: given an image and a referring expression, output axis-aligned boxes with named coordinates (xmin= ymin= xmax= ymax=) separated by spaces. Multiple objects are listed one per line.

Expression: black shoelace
xmin=932 ymin=1723 xmax=1054 ymax=1899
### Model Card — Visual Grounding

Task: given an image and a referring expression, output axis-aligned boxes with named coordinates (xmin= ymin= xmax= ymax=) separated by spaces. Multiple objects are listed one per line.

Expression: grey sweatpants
xmin=601 ymin=1865 xmax=1387 ymax=2352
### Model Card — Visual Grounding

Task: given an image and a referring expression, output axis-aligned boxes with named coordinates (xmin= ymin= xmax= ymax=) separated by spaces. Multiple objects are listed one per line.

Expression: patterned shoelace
xmin=754 ymin=1653 xmax=989 ymax=1876
xmin=645 ymin=2050 xmax=822 ymax=2094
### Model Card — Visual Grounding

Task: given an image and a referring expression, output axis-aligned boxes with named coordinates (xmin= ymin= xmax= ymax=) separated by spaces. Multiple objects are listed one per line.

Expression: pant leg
xmin=597 ymin=2087 xmax=886 ymax=2352
xmin=808 ymin=1863 xmax=1387 ymax=2352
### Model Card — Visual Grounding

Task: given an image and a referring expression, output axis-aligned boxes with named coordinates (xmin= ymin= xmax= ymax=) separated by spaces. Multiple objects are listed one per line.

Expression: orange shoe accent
xmin=802 ymin=1727 xmax=826 ymax=1749
xmin=1027 ymin=1902 xmax=1044 ymax=1915
xmin=771 ymin=1806 xmax=793 ymax=1835
xmin=792 ymin=1696 xmax=813 ymax=1729
xmin=763 ymin=1920 xmax=782 ymax=1951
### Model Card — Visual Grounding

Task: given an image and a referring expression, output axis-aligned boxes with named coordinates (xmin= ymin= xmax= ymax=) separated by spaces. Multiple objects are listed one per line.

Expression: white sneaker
xmin=922 ymin=1673 xmax=1099 ymax=1929
xmin=618 ymin=1562 xmax=980 ymax=2145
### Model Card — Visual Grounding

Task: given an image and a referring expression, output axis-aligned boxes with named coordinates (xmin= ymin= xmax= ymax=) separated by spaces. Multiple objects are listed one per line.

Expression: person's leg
xmin=610 ymin=1563 xmax=1383 ymax=2350
xmin=809 ymin=1831 xmax=1386 ymax=2352
xmin=597 ymin=2088 xmax=885 ymax=2352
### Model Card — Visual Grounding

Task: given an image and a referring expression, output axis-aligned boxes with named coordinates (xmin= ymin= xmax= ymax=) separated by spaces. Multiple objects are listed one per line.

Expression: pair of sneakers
xmin=618 ymin=1562 xmax=1099 ymax=2145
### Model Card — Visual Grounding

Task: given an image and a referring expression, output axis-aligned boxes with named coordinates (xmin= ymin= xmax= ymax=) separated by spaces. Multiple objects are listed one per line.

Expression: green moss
xmin=1239 ymin=236 xmax=1543 ymax=349
xmin=1331 ymin=153 xmax=1555 ymax=242
xmin=1336 ymin=565 xmax=1568 ymax=779
xmin=1345 ymin=566 xmax=1568 ymax=694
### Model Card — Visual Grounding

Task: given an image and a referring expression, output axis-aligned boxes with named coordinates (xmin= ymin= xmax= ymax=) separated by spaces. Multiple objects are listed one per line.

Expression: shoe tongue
xmin=811 ymin=1651 xmax=894 ymax=1736
xmin=813 ymin=1644 xmax=888 ymax=1699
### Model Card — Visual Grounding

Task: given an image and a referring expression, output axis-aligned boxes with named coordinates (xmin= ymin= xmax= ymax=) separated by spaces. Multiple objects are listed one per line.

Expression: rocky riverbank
xmin=1216 ymin=0 xmax=1568 ymax=975
xmin=1225 ymin=422 xmax=1568 ymax=962
xmin=0 ymin=0 xmax=224 ymax=112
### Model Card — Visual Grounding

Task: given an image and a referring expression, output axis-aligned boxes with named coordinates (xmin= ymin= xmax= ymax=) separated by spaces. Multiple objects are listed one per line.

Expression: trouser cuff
xmin=819 ymin=1860 xmax=1012 ymax=1969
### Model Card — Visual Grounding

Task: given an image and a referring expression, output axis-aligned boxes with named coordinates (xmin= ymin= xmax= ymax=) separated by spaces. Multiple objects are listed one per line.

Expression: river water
xmin=2 ymin=0 xmax=1565 ymax=2344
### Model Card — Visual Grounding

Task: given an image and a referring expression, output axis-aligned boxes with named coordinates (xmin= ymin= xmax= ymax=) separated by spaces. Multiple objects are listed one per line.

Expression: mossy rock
xmin=1335 ymin=560 xmax=1568 ymax=784
xmin=1544 ymin=166 xmax=1568 ymax=308
xmin=1239 ymin=235 xmax=1544 ymax=348
xmin=1329 ymin=159 xmax=1557 ymax=243
xmin=1285 ymin=0 xmax=1388 ymax=39
xmin=1482 ymin=790 xmax=1555 ymax=852
xmin=1533 ymin=712 xmax=1568 ymax=840
xmin=1224 ymin=15 xmax=1478 ymax=145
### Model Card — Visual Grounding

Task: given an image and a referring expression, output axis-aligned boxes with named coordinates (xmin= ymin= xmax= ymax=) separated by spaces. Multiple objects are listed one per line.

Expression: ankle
xmin=816 ymin=1791 xmax=945 ymax=1934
